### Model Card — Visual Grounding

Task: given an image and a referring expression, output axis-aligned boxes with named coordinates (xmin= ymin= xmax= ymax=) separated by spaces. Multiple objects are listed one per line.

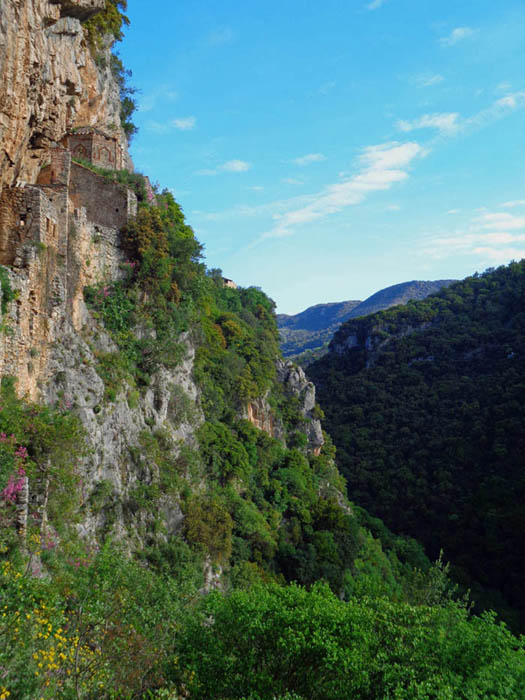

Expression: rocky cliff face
xmin=0 ymin=0 xmax=338 ymax=557
xmin=0 ymin=0 xmax=128 ymax=190
xmin=0 ymin=0 xmax=194 ymax=545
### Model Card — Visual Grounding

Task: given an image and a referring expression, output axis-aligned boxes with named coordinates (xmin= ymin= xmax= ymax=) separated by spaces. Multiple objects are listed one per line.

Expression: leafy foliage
xmin=172 ymin=582 xmax=525 ymax=700
xmin=82 ymin=0 xmax=129 ymax=49
xmin=110 ymin=52 xmax=138 ymax=141
xmin=0 ymin=266 xmax=16 ymax=316
xmin=309 ymin=261 xmax=525 ymax=628
xmin=0 ymin=379 xmax=85 ymax=542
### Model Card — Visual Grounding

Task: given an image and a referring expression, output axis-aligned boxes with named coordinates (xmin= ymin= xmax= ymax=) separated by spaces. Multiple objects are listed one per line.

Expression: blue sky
xmin=120 ymin=0 xmax=525 ymax=313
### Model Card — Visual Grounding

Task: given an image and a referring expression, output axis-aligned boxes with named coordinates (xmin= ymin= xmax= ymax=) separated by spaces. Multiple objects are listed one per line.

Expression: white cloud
xmin=413 ymin=73 xmax=445 ymax=88
xmin=359 ymin=141 xmax=425 ymax=169
xmin=172 ymin=116 xmax=196 ymax=131
xmin=366 ymin=0 xmax=387 ymax=10
xmin=447 ymin=209 xmax=461 ymax=215
xmin=395 ymin=92 xmax=525 ymax=146
xmin=474 ymin=212 xmax=525 ymax=231
xmin=222 ymin=159 xmax=251 ymax=172
xmin=145 ymin=121 xmax=170 ymax=135
xmin=420 ymin=208 xmax=525 ymax=263
xmin=139 ymin=86 xmax=178 ymax=113
xmin=292 ymin=153 xmax=327 ymax=166
xmin=439 ymin=27 xmax=477 ymax=46
xmin=248 ymin=185 xmax=264 ymax=192
xmin=398 ymin=112 xmax=460 ymax=134
xmin=282 ymin=178 xmax=305 ymax=185
xmin=465 ymin=92 xmax=525 ymax=133
xmin=261 ymin=141 xmax=425 ymax=240
xmin=196 ymin=159 xmax=251 ymax=176
xmin=495 ymin=91 xmax=525 ymax=109
xmin=501 ymin=200 xmax=525 ymax=208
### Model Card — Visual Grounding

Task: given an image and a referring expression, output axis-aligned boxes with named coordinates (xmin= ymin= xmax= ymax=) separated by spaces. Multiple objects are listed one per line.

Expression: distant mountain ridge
xmin=278 ymin=279 xmax=456 ymax=359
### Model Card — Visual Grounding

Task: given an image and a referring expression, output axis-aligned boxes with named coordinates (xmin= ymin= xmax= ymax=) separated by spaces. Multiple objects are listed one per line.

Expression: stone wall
xmin=66 ymin=206 xmax=126 ymax=329
xmin=0 ymin=225 xmax=65 ymax=400
xmin=36 ymin=147 xmax=71 ymax=187
xmin=0 ymin=186 xmax=61 ymax=266
xmin=63 ymin=131 xmax=123 ymax=171
xmin=69 ymin=162 xmax=137 ymax=230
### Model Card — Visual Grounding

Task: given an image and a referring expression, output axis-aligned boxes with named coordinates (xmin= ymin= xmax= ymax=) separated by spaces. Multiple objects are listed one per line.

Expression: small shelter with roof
xmin=61 ymin=127 xmax=127 ymax=171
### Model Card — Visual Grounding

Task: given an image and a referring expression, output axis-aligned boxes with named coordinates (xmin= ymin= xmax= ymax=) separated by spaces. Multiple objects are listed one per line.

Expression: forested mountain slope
xmin=278 ymin=279 xmax=455 ymax=360
xmin=0 ymin=2 xmax=524 ymax=698
xmin=308 ymin=261 xmax=525 ymax=628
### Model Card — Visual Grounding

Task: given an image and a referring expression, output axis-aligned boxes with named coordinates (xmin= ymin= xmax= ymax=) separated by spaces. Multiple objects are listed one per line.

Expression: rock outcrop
xmin=276 ymin=359 xmax=324 ymax=454
xmin=0 ymin=0 xmax=331 ymax=550
xmin=0 ymin=0 xmax=129 ymax=190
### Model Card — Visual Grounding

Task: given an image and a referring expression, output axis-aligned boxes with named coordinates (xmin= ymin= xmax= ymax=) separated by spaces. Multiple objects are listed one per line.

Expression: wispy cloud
xmin=475 ymin=212 xmax=525 ymax=231
xmin=397 ymin=90 xmax=525 ymax=143
xmin=495 ymin=91 xmax=525 ymax=109
xmin=465 ymin=91 xmax=525 ymax=131
xmin=261 ymin=141 xmax=425 ymax=240
xmin=223 ymin=159 xmax=251 ymax=172
xmin=172 ymin=116 xmax=196 ymax=131
xmin=146 ymin=121 xmax=171 ymax=135
xmin=412 ymin=73 xmax=445 ymax=88
xmin=292 ymin=153 xmax=327 ymax=166
xmin=366 ymin=0 xmax=387 ymax=9
xmin=146 ymin=116 xmax=197 ymax=134
xmin=501 ymin=200 xmax=525 ymax=209
xmin=139 ymin=86 xmax=179 ymax=113
xmin=206 ymin=26 xmax=235 ymax=46
xmin=398 ymin=112 xmax=460 ymax=134
xmin=420 ymin=209 xmax=525 ymax=263
xmin=439 ymin=27 xmax=477 ymax=46
xmin=197 ymin=159 xmax=251 ymax=176
xmin=282 ymin=177 xmax=305 ymax=185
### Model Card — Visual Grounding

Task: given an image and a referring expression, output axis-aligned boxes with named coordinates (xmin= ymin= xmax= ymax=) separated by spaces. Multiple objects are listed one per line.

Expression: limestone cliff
xmin=0 ymin=0 xmax=129 ymax=190
xmin=0 ymin=0 xmax=341 ymax=559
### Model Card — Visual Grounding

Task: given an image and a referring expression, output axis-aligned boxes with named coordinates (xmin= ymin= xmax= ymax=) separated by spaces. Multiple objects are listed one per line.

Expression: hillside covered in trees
xmin=308 ymin=261 xmax=525 ymax=629
xmin=0 ymin=1 xmax=524 ymax=698
xmin=278 ymin=279 xmax=455 ymax=362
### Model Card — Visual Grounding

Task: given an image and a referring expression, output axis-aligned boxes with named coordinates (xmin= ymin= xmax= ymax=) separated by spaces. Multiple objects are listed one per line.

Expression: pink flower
xmin=15 ymin=446 xmax=28 ymax=459
xmin=1 ymin=472 xmax=26 ymax=502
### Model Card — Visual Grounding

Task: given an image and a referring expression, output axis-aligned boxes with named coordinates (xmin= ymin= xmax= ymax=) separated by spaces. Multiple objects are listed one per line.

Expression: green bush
xmin=171 ymin=582 xmax=525 ymax=700
xmin=183 ymin=496 xmax=233 ymax=562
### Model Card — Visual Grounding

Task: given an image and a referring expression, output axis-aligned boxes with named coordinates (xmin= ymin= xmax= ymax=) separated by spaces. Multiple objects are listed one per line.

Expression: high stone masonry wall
xmin=0 ymin=186 xmax=60 ymax=266
xmin=62 ymin=129 xmax=128 ymax=172
xmin=69 ymin=162 xmax=137 ymax=230
xmin=36 ymin=147 xmax=72 ymax=187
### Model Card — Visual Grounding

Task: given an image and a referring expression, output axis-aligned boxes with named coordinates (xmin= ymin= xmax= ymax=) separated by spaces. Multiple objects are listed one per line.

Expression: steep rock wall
xmin=0 ymin=0 xmax=129 ymax=189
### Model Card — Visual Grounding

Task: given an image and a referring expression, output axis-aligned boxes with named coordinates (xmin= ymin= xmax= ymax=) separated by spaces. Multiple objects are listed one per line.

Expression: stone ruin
xmin=0 ymin=130 xmax=138 ymax=397
xmin=61 ymin=127 xmax=128 ymax=172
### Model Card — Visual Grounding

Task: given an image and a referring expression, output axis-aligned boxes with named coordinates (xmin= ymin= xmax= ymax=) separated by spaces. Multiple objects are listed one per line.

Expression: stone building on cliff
xmin=0 ymin=132 xmax=137 ymax=397
xmin=61 ymin=127 xmax=128 ymax=172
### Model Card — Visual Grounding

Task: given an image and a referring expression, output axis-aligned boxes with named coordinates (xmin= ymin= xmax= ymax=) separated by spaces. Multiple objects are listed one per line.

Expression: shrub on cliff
xmin=83 ymin=0 xmax=129 ymax=49
xmin=171 ymin=582 xmax=525 ymax=700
